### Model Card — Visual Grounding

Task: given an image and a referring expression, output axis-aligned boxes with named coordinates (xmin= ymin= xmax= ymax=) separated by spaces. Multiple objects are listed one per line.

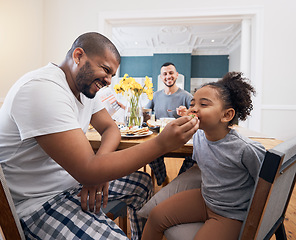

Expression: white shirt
xmin=0 ymin=63 xmax=104 ymax=218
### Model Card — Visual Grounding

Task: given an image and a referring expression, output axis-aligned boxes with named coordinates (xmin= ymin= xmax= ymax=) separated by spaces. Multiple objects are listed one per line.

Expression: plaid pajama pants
xmin=149 ymin=156 xmax=195 ymax=185
xmin=21 ymin=171 xmax=153 ymax=240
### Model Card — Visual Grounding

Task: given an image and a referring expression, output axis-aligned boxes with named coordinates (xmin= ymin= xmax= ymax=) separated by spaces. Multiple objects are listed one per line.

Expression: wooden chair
xmin=102 ymin=200 xmax=128 ymax=235
xmin=241 ymin=137 xmax=296 ymax=240
xmin=0 ymin=165 xmax=128 ymax=239
xmin=0 ymin=165 xmax=25 ymax=240
xmin=139 ymin=137 xmax=296 ymax=240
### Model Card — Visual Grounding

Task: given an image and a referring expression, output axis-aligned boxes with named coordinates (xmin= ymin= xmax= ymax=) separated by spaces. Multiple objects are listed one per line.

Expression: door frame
xmin=98 ymin=6 xmax=264 ymax=132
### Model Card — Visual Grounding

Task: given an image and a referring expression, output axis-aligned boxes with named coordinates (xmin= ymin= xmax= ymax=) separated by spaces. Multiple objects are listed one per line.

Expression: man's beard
xmin=75 ymin=61 xmax=97 ymax=99
xmin=164 ymin=79 xmax=176 ymax=88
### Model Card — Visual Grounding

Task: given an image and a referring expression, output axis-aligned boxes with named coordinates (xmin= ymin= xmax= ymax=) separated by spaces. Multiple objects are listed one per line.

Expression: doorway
xmin=98 ymin=6 xmax=264 ymax=132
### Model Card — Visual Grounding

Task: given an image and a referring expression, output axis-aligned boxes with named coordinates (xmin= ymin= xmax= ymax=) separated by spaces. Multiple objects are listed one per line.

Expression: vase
xmin=125 ymin=96 xmax=143 ymax=127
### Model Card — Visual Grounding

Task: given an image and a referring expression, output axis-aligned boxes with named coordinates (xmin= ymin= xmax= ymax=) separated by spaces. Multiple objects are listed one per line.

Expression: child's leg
xmin=194 ymin=208 xmax=242 ymax=240
xmin=142 ymin=189 xmax=207 ymax=240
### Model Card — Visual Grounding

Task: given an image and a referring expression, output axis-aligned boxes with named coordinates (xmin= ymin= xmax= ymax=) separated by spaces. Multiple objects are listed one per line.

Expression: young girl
xmin=141 ymin=72 xmax=266 ymax=240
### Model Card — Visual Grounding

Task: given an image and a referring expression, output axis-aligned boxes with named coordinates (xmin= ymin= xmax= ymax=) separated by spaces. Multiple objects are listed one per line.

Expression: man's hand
xmin=157 ymin=116 xmax=199 ymax=153
xmin=116 ymin=101 xmax=126 ymax=110
xmin=78 ymin=182 xmax=109 ymax=214
xmin=176 ymin=106 xmax=188 ymax=116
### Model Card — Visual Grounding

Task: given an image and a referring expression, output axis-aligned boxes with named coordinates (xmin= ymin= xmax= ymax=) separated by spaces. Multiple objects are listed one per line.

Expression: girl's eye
xmin=190 ymin=104 xmax=194 ymax=107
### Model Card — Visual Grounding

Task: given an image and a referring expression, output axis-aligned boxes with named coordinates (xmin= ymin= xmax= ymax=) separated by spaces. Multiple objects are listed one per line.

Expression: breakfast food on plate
xmin=120 ymin=126 xmax=149 ymax=135
xmin=147 ymin=119 xmax=161 ymax=128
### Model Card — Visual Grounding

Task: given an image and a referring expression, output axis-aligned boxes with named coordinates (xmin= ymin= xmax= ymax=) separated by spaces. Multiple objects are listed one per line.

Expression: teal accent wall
xmin=191 ymin=55 xmax=229 ymax=78
xmin=119 ymin=54 xmax=229 ymax=92
xmin=120 ymin=56 xmax=153 ymax=77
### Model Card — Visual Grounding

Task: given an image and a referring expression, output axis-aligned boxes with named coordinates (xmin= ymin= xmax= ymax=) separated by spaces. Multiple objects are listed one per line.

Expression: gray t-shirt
xmin=146 ymin=88 xmax=192 ymax=119
xmin=192 ymin=129 xmax=266 ymax=221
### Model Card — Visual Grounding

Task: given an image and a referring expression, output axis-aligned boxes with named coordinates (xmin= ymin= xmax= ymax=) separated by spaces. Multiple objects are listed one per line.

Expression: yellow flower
xmin=114 ymin=74 xmax=153 ymax=101
xmin=144 ymin=76 xmax=153 ymax=88
xmin=114 ymin=74 xmax=153 ymax=127
xmin=145 ymin=88 xmax=154 ymax=100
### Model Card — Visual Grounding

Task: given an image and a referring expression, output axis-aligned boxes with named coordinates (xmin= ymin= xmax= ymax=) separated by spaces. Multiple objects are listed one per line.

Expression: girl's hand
xmin=157 ymin=116 xmax=199 ymax=153
xmin=176 ymin=106 xmax=188 ymax=116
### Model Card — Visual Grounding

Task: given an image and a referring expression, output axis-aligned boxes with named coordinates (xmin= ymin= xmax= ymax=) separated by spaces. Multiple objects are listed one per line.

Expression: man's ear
xmin=221 ymin=108 xmax=235 ymax=123
xmin=72 ymin=47 xmax=84 ymax=65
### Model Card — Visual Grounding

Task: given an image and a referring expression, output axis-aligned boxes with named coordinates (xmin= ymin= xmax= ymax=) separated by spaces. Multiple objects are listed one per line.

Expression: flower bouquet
xmin=114 ymin=74 xmax=153 ymax=127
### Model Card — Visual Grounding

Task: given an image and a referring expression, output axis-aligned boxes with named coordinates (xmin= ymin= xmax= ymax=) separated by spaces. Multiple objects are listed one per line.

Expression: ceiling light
xmin=211 ymin=39 xmax=215 ymax=43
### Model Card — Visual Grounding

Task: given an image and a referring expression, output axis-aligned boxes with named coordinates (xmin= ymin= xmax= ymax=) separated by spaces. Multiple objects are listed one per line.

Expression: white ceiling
xmin=112 ymin=22 xmax=241 ymax=56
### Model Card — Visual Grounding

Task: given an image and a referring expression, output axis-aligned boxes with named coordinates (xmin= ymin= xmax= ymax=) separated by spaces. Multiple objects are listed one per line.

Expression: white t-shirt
xmin=0 ymin=63 xmax=104 ymax=218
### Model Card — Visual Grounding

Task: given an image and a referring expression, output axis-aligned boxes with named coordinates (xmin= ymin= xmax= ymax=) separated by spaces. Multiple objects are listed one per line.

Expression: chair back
xmin=162 ymin=137 xmax=296 ymax=240
xmin=0 ymin=165 xmax=25 ymax=240
xmin=239 ymin=137 xmax=296 ymax=240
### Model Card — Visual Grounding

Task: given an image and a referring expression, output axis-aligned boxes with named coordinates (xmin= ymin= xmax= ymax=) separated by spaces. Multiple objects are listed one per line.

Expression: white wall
xmin=1 ymin=0 xmax=296 ymax=141
xmin=259 ymin=0 xmax=296 ymax=141
xmin=0 ymin=0 xmax=44 ymax=106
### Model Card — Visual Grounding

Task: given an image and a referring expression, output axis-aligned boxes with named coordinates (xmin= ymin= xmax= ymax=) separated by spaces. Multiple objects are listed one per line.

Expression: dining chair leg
xmin=143 ymin=164 xmax=155 ymax=187
xmin=119 ymin=215 xmax=128 ymax=235
xmin=150 ymin=170 xmax=155 ymax=187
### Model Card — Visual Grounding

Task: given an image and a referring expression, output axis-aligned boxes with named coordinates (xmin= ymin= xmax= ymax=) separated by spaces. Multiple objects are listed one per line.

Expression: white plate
xmin=121 ymin=130 xmax=153 ymax=138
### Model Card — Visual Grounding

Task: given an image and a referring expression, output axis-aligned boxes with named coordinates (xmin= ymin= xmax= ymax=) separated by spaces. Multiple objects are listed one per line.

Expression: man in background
xmin=146 ymin=62 xmax=196 ymax=186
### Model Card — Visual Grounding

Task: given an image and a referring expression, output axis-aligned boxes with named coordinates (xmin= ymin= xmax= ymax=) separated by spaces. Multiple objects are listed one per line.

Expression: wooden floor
xmin=116 ymin=158 xmax=296 ymax=240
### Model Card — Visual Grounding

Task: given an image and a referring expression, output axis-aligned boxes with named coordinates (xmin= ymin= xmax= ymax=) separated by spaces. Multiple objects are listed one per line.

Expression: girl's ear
xmin=221 ymin=108 xmax=235 ymax=123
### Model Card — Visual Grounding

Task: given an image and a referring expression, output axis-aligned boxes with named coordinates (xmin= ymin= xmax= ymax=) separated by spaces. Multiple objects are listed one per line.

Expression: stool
xmin=103 ymin=200 xmax=128 ymax=235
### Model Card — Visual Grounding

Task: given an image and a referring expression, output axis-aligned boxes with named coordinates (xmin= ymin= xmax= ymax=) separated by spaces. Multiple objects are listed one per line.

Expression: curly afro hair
xmin=204 ymin=72 xmax=256 ymax=126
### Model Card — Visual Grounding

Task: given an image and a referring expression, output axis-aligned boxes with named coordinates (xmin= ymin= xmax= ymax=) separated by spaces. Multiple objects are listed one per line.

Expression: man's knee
xmin=132 ymin=171 xmax=153 ymax=196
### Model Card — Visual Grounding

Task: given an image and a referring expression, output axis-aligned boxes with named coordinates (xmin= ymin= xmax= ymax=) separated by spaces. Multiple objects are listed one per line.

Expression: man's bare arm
xmin=36 ymin=115 xmax=199 ymax=186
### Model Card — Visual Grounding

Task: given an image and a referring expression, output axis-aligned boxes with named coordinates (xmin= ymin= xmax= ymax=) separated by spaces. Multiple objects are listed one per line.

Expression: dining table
xmin=86 ymin=129 xmax=193 ymax=158
xmin=86 ymin=125 xmax=283 ymax=156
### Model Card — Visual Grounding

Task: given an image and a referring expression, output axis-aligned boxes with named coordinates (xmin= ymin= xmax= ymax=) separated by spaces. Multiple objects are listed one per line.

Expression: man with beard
xmin=146 ymin=62 xmax=195 ymax=186
xmin=0 ymin=33 xmax=199 ymax=240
